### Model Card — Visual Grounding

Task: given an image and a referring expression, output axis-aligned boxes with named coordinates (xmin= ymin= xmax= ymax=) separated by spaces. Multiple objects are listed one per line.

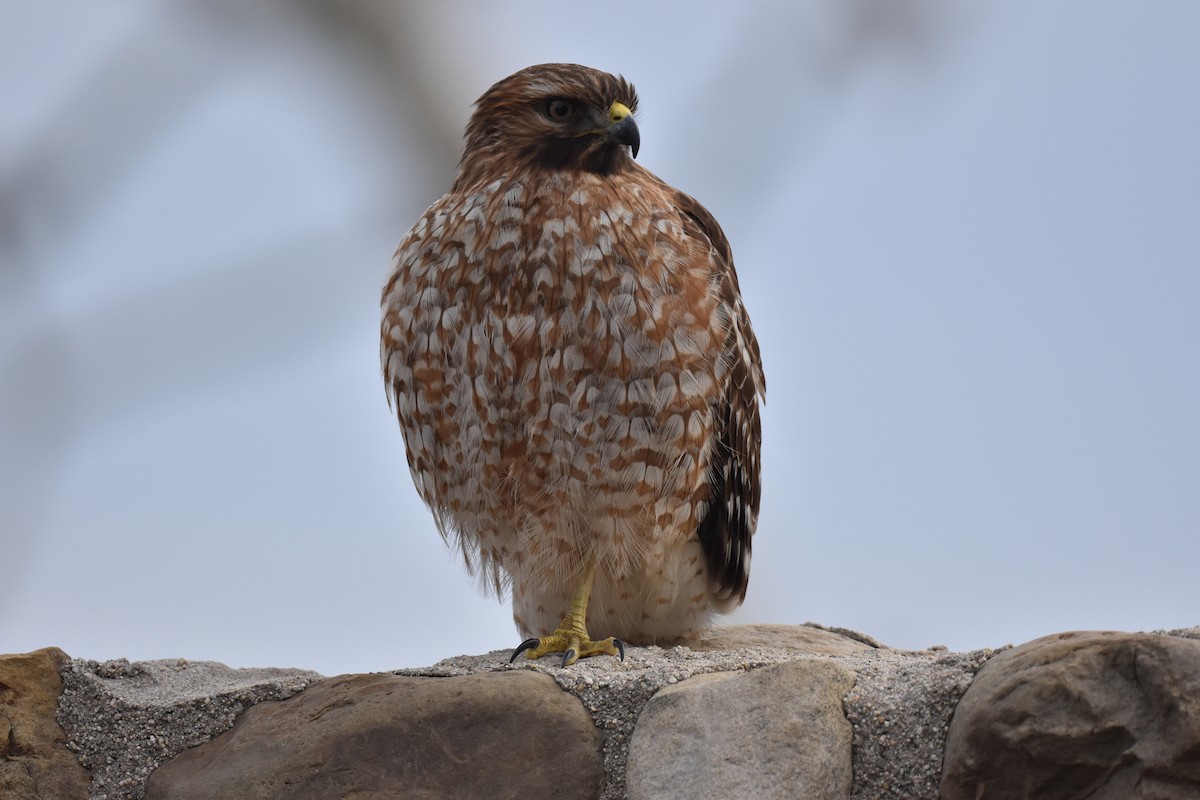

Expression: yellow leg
xmin=510 ymin=562 xmax=625 ymax=667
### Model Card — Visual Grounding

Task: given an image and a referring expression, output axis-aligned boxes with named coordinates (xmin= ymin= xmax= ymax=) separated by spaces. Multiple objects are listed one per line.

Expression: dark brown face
xmin=519 ymin=93 xmax=640 ymax=172
xmin=460 ymin=63 xmax=641 ymax=179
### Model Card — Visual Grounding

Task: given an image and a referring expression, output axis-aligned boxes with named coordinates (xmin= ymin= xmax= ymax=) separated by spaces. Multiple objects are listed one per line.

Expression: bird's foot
xmin=509 ymin=624 xmax=625 ymax=667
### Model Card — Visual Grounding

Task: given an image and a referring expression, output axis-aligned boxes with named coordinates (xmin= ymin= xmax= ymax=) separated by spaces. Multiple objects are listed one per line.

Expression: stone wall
xmin=3 ymin=624 xmax=1198 ymax=799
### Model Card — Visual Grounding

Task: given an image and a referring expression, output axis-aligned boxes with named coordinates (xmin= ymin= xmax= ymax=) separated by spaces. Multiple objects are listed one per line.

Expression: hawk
xmin=381 ymin=64 xmax=764 ymax=665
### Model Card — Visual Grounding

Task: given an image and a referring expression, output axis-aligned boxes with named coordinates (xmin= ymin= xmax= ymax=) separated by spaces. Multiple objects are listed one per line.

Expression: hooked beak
xmin=606 ymin=101 xmax=640 ymax=159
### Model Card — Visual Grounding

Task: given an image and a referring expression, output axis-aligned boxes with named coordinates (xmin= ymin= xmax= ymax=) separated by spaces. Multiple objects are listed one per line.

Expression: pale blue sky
xmin=3 ymin=2 xmax=1197 ymax=675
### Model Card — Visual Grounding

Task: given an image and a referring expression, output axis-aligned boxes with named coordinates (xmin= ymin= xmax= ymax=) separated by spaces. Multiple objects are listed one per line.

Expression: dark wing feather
xmin=670 ymin=187 xmax=765 ymax=610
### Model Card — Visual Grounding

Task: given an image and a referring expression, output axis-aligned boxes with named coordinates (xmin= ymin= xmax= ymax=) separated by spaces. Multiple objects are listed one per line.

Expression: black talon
xmin=614 ymin=639 xmax=625 ymax=662
xmin=510 ymin=638 xmax=541 ymax=663
xmin=561 ymin=649 xmax=577 ymax=668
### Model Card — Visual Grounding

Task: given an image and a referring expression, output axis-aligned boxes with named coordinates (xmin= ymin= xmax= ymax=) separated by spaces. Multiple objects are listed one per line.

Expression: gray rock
xmin=625 ymin=659 xmax=857 ymax=800
xmin=398 ymin=623 xmax=879 ymax=800
xmin=145 ymin=671 xmax=605 ymax=800
xmin=941 ymin=630 xmax=1200 ymax=800
xmin=58 ymin=657 xmax=319 ymax=800
xmin=697 ymin=622 xmax=881 ymax=654
xmin=43 ymin=623 xmax=1197 ymax=800
xmin=844 ymin=648 xmax=994 ymax=800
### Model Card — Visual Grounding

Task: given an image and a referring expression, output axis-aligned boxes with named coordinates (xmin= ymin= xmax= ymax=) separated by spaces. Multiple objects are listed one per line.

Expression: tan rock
xmin=625 ymin=659 xmax=856 ymax=800
xmin=145 ymin=670 xmax=604 ymax=800
xmin=941 ymin=630 xmax=1200 ymax=800
xmin=0 ymin=647 xmax=90 ymax=800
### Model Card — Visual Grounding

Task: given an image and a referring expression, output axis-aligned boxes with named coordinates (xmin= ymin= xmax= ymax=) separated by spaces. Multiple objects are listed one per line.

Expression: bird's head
xmin=456 ymin=63 xmax=640 ymax=187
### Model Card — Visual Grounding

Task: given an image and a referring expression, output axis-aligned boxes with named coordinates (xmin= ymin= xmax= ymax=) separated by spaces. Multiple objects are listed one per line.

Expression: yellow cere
xmin=609 ymin=102 xmax=632 ymax=123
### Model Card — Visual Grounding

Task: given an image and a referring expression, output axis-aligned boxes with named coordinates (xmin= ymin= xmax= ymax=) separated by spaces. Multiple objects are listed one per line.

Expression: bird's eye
xmin=545 ymin=99 xmax=576 ymax=122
